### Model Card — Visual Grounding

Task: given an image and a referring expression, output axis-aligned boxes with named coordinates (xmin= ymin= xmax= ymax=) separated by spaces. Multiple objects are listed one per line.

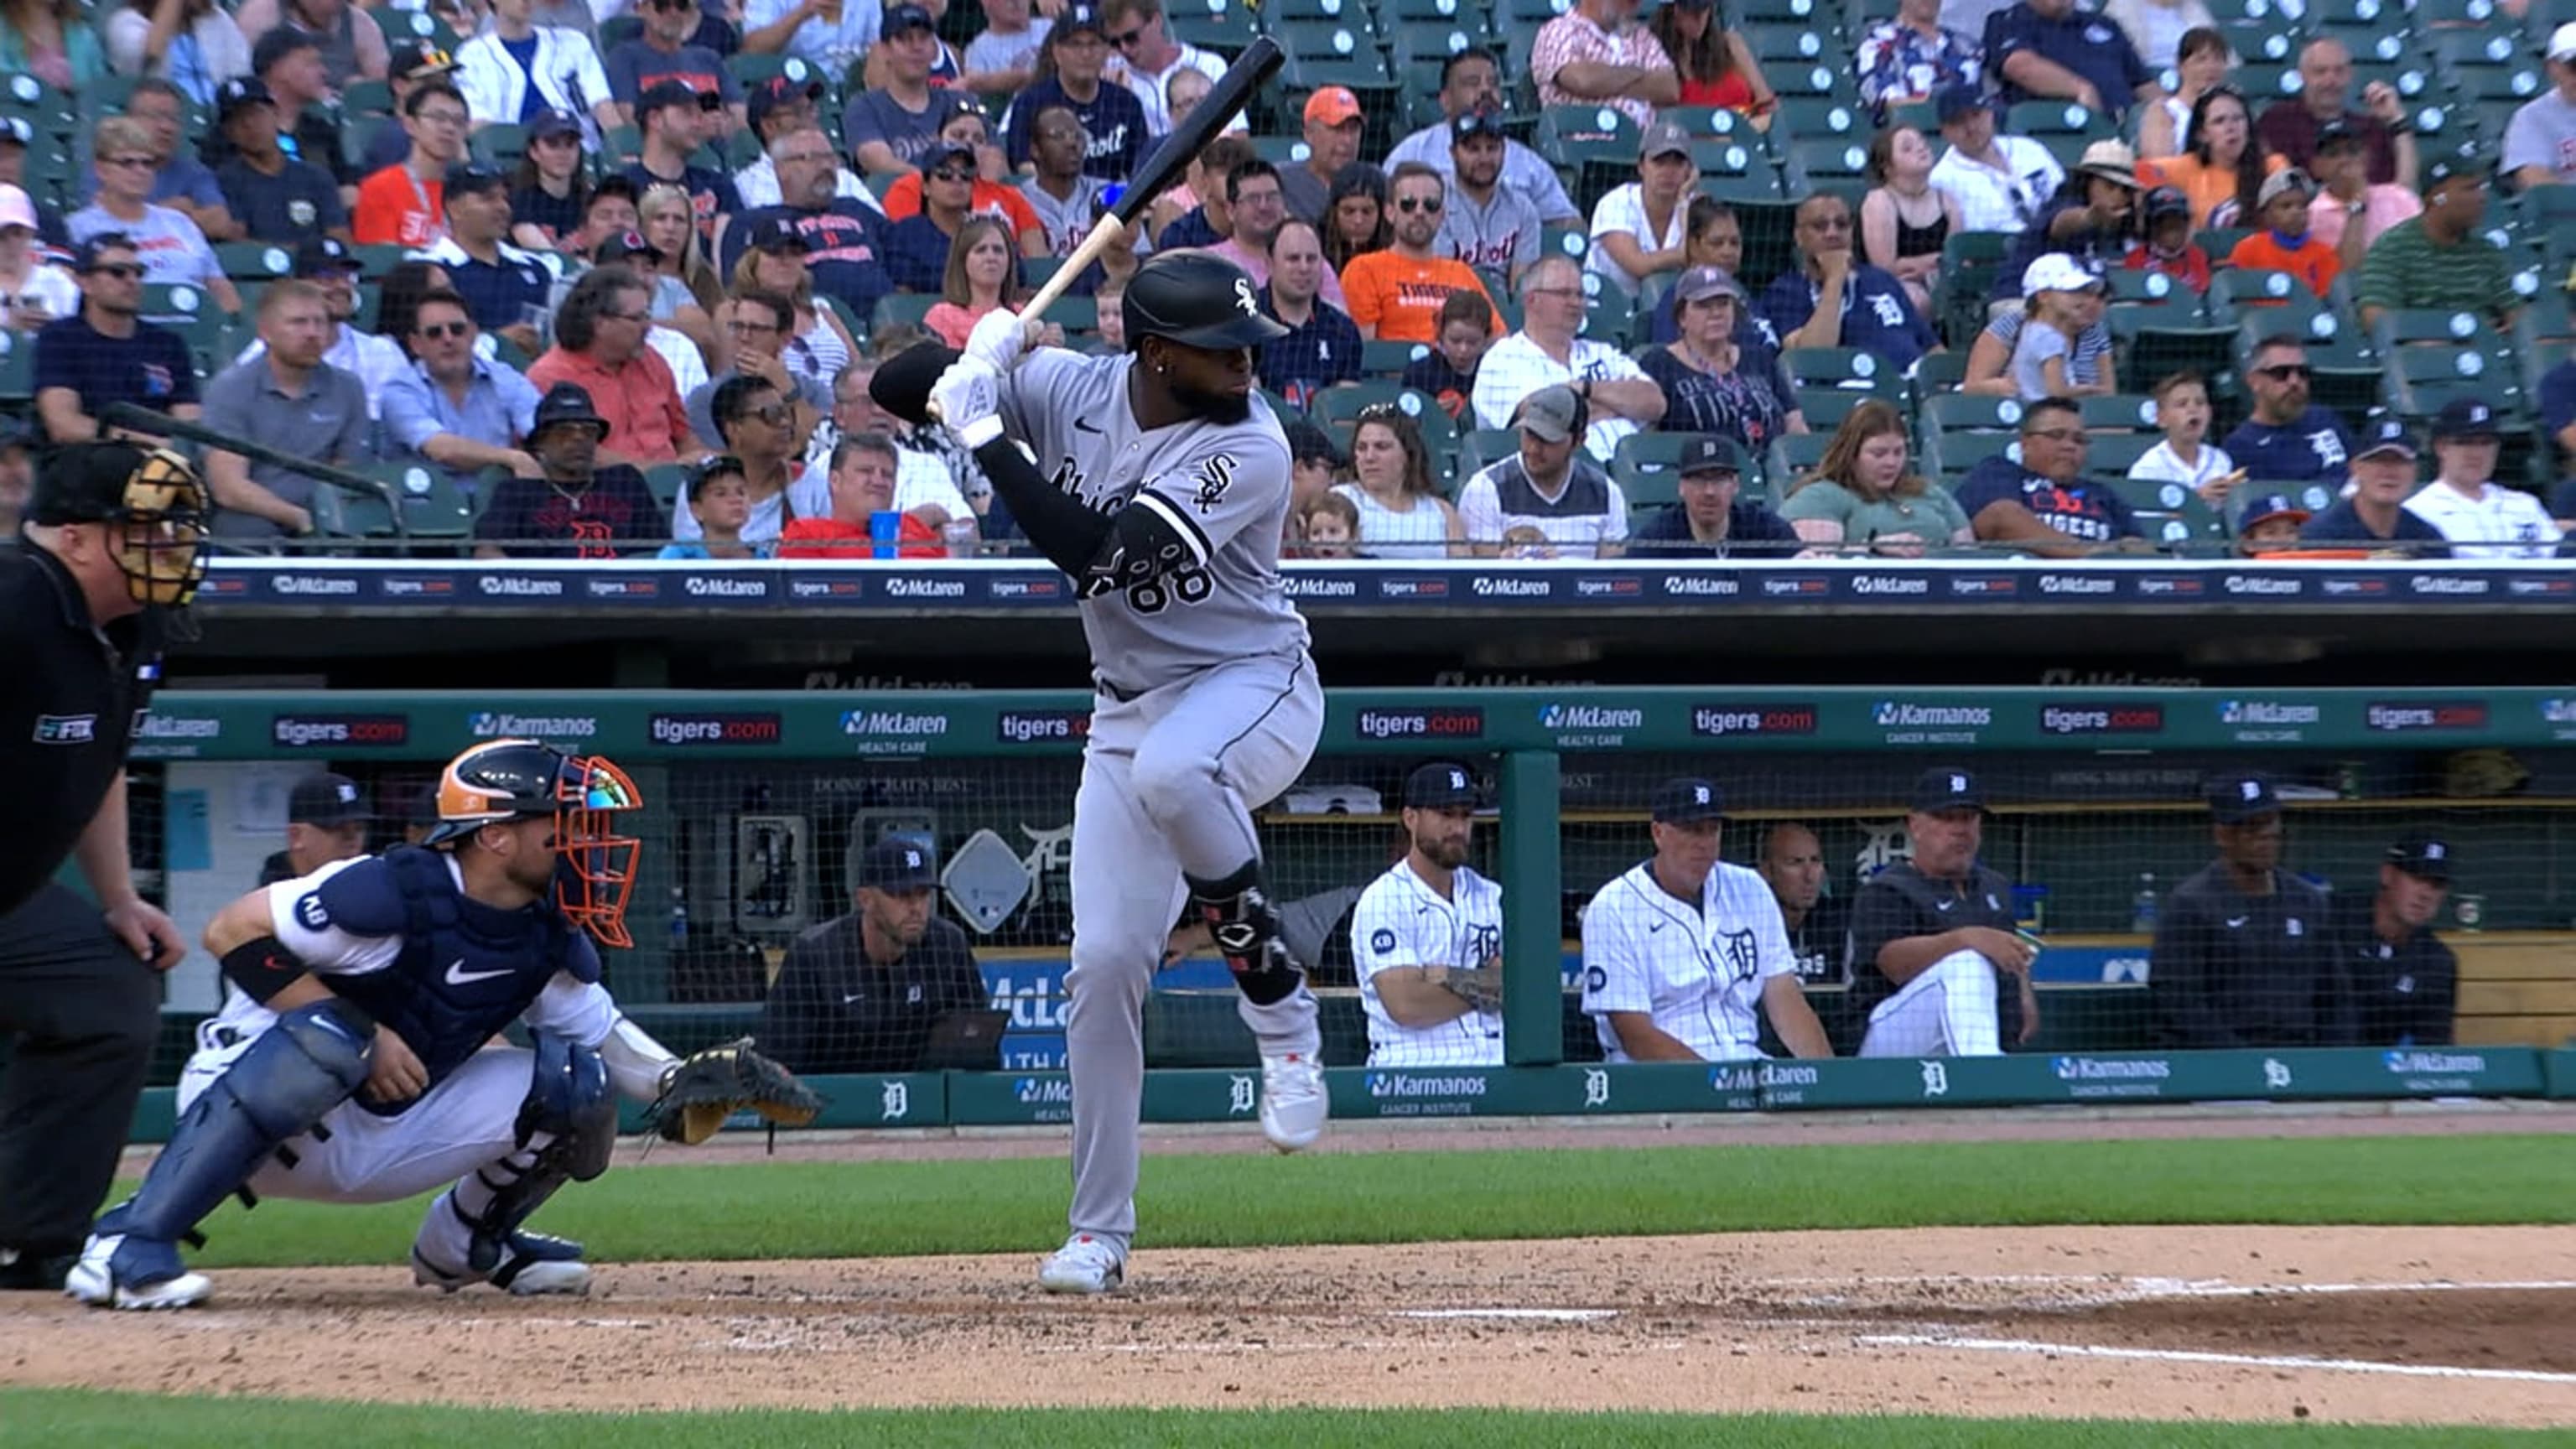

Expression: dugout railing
xmin=96 ymin=686 xmax=2576 ymax=1139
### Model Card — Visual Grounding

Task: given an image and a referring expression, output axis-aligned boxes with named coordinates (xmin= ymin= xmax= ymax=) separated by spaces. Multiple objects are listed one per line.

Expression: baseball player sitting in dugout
xmin=1845 ymin=767 xmax=2039 ymax=1057
xmin=1579 ymin=777 xmax=1834 ymax=1062
xmin=1349 ymin=762 xmax=1507 ymax=1067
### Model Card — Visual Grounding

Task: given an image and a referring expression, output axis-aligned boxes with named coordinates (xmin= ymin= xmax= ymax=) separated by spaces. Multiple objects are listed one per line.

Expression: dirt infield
xmin=7 ymin=1226 xmax=2573 ymax=1427
xmin=10 ymin=1110 xmax=2573 ymax=1430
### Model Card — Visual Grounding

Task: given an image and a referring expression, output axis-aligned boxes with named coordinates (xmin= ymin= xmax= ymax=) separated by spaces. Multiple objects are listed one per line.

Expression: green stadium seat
xmin=1793 ymin=387 xmax=1872 ymax=430
xmin=1457 ymin=427 xmax=1520 ymax=477
xmin=1361 ymin=338 xmax=1429 ymax=376
xmin=642 ymin=463 xmax=690 ymax=511
xmin=1610 ymin=430 xmax=1696 ymax=507
xmin=1766 ymin=431 xmax=1831 ymax=488
xmin=1784 ymin=345 xmax=1907 ymax=397
xmin=1166 ymin=5 xmax=1260 ymax=56
xmin=2005 ymin=99 xmax=2113 ymax=138
xmin=2078 ymin=393 xmax=2163 ymax=433
xmin=1922 ymin=391 xmax=2030 ymax=434
xmin=1744 ymin=24 xmax=1837 ymax=65
xmin=1784 ymin=135 xmax=1871 ymax=184
xmin=0 ymin=327 xmax=34 ymax=402
xmin=872 ymin=293 xmax=938 ymax=335
xmin=472 ymin=123 xmax=531 ymax=171
xmin=2385 ymin=343 xmax=2522 ymax=421
xmin=2108 ymin=474 xmax=2227 ymax=551
xmin=2083 ymin=432 xmax=2158 ymax=476
xmin=215 ymin=242 xmax=299 ymax=281
xmin=1665 ymin=104 xmax=1770 ymax=142
xmin=1040 ymin=294 xmax=1097 ymax=335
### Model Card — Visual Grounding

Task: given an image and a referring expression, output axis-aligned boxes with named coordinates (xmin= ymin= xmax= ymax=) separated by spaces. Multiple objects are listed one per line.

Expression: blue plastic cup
xmin=869 ymin=510 xmax=901 ymax=559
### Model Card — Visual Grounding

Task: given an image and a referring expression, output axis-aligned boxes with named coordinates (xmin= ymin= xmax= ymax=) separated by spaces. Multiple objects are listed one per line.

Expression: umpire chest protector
xmin=303 ymin=846 xmax=597 ymax=1112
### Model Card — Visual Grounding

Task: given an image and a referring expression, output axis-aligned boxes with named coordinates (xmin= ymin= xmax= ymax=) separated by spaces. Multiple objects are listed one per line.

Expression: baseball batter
xmin=1350 ymin=763 xmax=1505 ymax=1067
xmin=66 ymin=741 xmax=712 ymax=1309
xmin=1580 ymin=779 xmax=1833 ymax=1062
xmin=872 ymin=251 xmax=1327 ymax=1296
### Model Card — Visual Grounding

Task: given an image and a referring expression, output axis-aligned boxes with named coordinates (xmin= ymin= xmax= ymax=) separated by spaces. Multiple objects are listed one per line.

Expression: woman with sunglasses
xmin=1779 ymin=399 xmax=1972 ymax=556
xmin=730 ymin=231 xmax=859 ymax=397
xmin=507 ymin=110 xmax=592 ymax=252
xmin=1332 ymin=407 xmax=1463 ymax=559
xmin=1320 ymin=166 xmax=1389 ymax=278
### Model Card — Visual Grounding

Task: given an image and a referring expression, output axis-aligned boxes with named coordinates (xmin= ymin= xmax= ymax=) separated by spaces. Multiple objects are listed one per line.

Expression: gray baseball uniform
xmin=996 ymin=346 xmax=1323 ymax=1253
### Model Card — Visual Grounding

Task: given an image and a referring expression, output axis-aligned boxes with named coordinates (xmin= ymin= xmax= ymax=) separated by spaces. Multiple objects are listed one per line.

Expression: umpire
xmin=0 ymin=442 xmax=208 ymax=1291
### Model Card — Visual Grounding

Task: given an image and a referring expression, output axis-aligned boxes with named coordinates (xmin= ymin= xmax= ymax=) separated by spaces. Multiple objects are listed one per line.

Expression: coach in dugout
xmin=0 ymin=444 xmax=201 ymax=1292
xmin=1349 ymin=762 xmax=1506 ymax=1067
xmin=1580 ymin=778 xmax=1833 ymax=1063
xmin=2334 ymin=831 xmax=2459 ymax=1048
xmin=2149 ymin=771 xmax=2350 ymax=1049
xmin=760 ymin=836 xmax=991 ymax=1075
xmin=1846 ymin=767 xmax=2037 ymax=1057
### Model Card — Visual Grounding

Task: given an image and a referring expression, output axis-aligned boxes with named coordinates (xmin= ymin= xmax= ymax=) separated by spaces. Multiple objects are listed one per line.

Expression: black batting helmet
xmin=1121 ymin=251 xmax=1290 ymax=351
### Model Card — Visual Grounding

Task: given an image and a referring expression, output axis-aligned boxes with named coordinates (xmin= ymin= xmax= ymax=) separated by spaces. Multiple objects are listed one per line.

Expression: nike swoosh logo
xmin=2225 ymin=917 xmax=2249 ymax=929
xmin=445 ymin=960 xmax=513 ymax=985
xmin=1074 ymin=418 xmax=1102 ymax=434
xmin=844 ymin=993 xmax=867 ymax=1005
xmin=1648 ymin=922 xmax=1664 ymax=933
xmin=1934 ymin=899 xmax=1954 ymax=911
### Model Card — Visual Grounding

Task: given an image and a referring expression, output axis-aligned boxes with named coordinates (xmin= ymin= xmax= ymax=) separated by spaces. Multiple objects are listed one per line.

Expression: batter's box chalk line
xmin=1855 ymin=1335 xmax=2576 ymax=1386
xmin=1390 ymin=1308 xmax=1622 ymax=1322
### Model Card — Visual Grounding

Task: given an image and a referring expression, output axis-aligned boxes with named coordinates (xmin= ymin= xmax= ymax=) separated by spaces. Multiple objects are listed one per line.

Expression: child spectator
xmin=1400 ymin=290 xmax=1493 ymax=422
xmin=658 ymin=455 xmax=767 ymax=559
xmin=2234 ymin=491 xmax=2310 ymax=553
xmin=2123 ymin=185 xmax=2211 ymax=293
xmin=2008 ymin=254 xmax=2108 ymax=402
xmin=2129 ymin=371 xmax=2242 ymax=511
xmin=1296 ymin=490 xmax=1359 ymax=558
xmin=2227 ymin=169 xmax=2339 ymax=299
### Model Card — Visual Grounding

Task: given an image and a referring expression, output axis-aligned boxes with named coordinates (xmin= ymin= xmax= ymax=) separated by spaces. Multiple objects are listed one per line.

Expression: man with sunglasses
xmin=605 ymin=0 xmax=740 ymax=118
xmin=2220 ymin=335 xmax=2352 ymax=491
xmin=382 ymin=287 xmax=545 ymax=487
xmin=0 ymin=443 xmax=205 ymax=1296
xmin=1339 ymin=163 xmax=1498 ymax=346
xmin=621 ymin=79 xmax=740 ymax=249
xmin=1099 ymin=0 xmax=1226 ymax=140
xmin=475 ymin=382 xmax=666 ymax=555
xmin=1953 ymin=395 xmax=2151 ymax=557
xmin=1761 ymin=192 xmax=1938 ymax=374
xmin=211 ymin=77 xmax=348 ymax=245
xmin=673 ymin=374 xmax=821 ymax=544
xmin=34 ymin=236 xmax=202 ymax=445
xmin=846 ymin=6 xmax=963 ymax=177
xmin=68 ymin=117 xmax=242 ymax=314
xmin=456 ymin=0 xmax=624 ymax=147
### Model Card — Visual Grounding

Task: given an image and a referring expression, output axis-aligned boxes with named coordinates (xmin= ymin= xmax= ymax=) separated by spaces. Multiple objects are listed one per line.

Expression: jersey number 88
xmin=1126 ymin=565 xmax=1213 ymax=615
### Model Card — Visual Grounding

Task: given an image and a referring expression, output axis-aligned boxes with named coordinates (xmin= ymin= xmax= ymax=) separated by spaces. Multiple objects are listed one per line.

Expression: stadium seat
xmin=872 ymin=293 xmax=938 ymax=335
xmin=1769 ymin=96 xmax=1865 ymax=141
xmin=2078 ymin=394 xmax=2163 ymax=434
xmin=1785 ymin=345 xmax=1906 ymax=397
xmin=1921 ymin=390 xmax=2029 ymax=438
xmin=1610 ymin=430 xmax=1696 ymax=507
xmin=642 ymin=463 xmax=690 ymax=512
xmin=472 ymin=123 xmax=531 ymax=170
xmin=1783 ymin=136 xmax=1871 ymax=185
xmin=2005 ymin=99 xmax=2113 ymax=141
xmin=1794 ymin=387 xmax=1872 ymax=430
xmin=1360 ymin=339 xmax=1430 ymax=377
xmin=1744 ymin=25 xmax=1837 ymax=66
xmin=2385 ymin=343 xmax=2523 ymax=422
xmin=1766 ymin=431 xmax=1831 ymax=488
xmin=2108 ymin=474 xmax=2227 ymax=551
xmin=1166 ymin=4 xmax=1260 ymax=56
xmin=2082 ymin=432 xmax=2159 ymax=476
xmin=1457 ymin=427 xmax=1520 ymax=477
xmin=216 ymin=242 xmax=299 ymax=281
xmin=0 ymin=328 xmax=34 ymax=402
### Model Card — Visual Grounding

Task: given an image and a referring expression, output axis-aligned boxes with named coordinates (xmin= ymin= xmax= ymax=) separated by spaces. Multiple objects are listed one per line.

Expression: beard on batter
xmin=1171 ymin=382 xmax=1254 ymax=425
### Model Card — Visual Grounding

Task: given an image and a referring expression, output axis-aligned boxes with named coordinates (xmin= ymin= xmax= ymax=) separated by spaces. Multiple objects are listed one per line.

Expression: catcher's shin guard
xmin=109 ymin=1000 xmax=373 ymax=1259
xmin=1187 ymin=862 xmax=1306 ymax=1007
xmin=448 ymin=1035 xmax=615 ymax=1275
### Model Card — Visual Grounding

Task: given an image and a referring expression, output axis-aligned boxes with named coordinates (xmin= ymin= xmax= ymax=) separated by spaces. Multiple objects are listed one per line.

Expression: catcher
xmin=67 ymin=739 xmax=819 ymax=1311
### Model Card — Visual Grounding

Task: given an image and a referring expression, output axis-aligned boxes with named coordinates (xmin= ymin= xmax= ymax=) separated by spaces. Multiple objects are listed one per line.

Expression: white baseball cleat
xmin=413 ymin=1231 xmax=592 ymax=1296
xmin=1259 ymin=1052 xmax=1327 ymax=1153
xmin=65 ymin=1234 xmax=211 ymax=1311
xmin=1036 ymin=1233 xmax=1124 ymax=1295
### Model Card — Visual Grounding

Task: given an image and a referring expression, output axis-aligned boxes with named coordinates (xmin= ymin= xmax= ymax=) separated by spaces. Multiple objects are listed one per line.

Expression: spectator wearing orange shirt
xmin=2226 ymin=169 xmax=2339 ymax=300
xmin=526 ymin=265 xmax=698 ymax=465
xmin=352 ymin=81 xmax=470 ymax=248
xmin=777 ymin=431 xmax=947 ymax=558
xmin=1339 ymin=163 xmax=1500 ymax=345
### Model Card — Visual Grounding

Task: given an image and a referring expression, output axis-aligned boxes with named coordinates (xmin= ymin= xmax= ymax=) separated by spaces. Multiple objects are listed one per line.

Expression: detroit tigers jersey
xmin=1580 ymin=860 xmax=1795 ymax=1062
xmin=1350 ymin=859 xmax=1506 ymax=1067
xmin=194 ymin=856 xmax=622 ymax=1083
xmin=997 ymin=345 xmax=1312 ymax=693
xmin=2401 ymin=480 xmax=2560 ymax=560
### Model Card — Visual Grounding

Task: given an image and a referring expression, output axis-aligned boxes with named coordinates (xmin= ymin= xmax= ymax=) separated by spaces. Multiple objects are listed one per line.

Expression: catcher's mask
xmin=32 ymin=443 xmax=212 ymax=607
xmin=422 ymin=738 xmax=645 ymax=948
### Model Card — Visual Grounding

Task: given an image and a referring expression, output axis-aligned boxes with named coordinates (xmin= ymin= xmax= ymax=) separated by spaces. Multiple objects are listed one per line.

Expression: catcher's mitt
xmin=650 ymin=1038 xmax=824 ymax=1145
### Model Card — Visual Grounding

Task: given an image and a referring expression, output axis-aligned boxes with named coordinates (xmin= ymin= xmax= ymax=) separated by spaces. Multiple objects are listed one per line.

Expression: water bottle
xmin=2130 ymin=872 xmax=2158 ymax=934
xmin=668 ymin=885 xmax=689 ymax=951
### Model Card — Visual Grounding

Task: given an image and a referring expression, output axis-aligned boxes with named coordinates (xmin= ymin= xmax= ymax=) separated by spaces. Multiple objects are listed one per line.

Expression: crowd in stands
xmin=0 ymin=0 xmax=2569 ymax=559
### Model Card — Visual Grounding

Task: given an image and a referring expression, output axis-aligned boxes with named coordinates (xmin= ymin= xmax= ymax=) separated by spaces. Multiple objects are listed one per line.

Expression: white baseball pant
xmin=1857 ymin=949 xmax=2003 ymax=1057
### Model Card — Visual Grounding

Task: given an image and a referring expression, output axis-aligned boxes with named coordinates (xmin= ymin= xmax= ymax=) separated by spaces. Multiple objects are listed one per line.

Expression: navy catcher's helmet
xmin=1121 ymin=251 xmax=1290 ymax=351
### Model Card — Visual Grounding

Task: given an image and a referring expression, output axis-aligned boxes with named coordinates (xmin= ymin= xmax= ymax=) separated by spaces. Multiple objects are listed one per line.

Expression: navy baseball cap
xmin=293 ymin=234 xmax=363 ymax=277
xmin=1935 ymin=82 xmax=1989 ymax=125
xmin=1403 ymin=761 xmax=1479 ymax=810
xmin=529 ymin=106 xmax=583 ymax=142
xmin=2431 ymin=397 xmax=2501 ymax=440
xmin=640 ymin=78 xmax=719 ymax=114
xmin=288 ymin=773 xmax=370 ymax=828
xmin=1057 ymin=2 xmax=1105 ymax=36
xmin=2386 ymin=830 xmax=2454 ymax=883
xmin=748 ymin=215 xmax=810 ymax=252
xmin=857 ymin=836 xmax=939 ymax=890
xmin=389 ymin=39 xmax=458 ymax=81
xmin=2238 ymin=491 xmax=2309 ymax=529
xmin=1651 ymin=777 xmax=1725 ymax=824
xmin=2423 ymin=148 xmax=2488 ymax=193
xmin=2205 ymin=770 xmax=2281 ymax=823
xmin=1678 ymin=434 xmax=1741 ymax=477
xmin=596 ymin=228 xmax=663 ymax=265
xmin=921 ymin=140 xmax=976 ymax=175
xmin=73 ymin=232 xmax=139 ymax=272
xmin=885 ymin=2 xmax=936 ymax=32
xmin=444 ymin=163 xmax=507 ymax=199
xmin=214 ymin=77 xmax=274 ymax=122
xmin=1909 ymin=766 xmax=1984 ymax=814
xmin=2355 ymin=416 xmax=2418 ymax=460
xmin=747 ymin=74 xmax=824 ymax=128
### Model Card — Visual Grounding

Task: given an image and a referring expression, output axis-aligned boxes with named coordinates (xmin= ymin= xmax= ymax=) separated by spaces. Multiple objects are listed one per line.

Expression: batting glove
xmin=963 ymin=306 xmax=1045 ymax=375
xmin=929 ymin=356 xmax=1005 ymax=449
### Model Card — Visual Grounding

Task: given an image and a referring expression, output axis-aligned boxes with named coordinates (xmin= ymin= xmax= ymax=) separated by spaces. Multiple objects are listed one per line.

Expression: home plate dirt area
xmin=5 ymin=1226 xmax=2573 ymax=1428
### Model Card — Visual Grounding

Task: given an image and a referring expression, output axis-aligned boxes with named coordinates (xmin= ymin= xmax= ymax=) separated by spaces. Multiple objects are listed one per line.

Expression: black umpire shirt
xmin=2149 ymin=862 xmax=2348 ymax=1049
xmin=756 ymin=911 xmax=988 ymax=1074
xmin=0 ymin=545 xmax=164 ymax=915
xmin=2330 ymin=892 xmax=2457 ymax=1047
xmin=1846 ymin=861 xmax=2026 ymax=1046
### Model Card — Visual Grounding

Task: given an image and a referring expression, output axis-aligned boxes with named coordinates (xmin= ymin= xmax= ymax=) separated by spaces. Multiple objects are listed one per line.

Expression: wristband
xmin=955 ymin=413 xmax=1005 ymax=449
xmin=219 ymin=935 xmax=307 ymax=1005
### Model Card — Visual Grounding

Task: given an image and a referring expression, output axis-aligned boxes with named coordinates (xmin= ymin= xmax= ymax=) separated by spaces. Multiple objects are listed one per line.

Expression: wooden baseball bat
xmin=928 ymin=35 xmax=1285 ymax=418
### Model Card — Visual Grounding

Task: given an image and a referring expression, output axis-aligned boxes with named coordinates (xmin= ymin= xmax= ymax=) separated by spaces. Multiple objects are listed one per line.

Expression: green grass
xmin=5 ymin=1391 xmax=2568 ymax=1449
xmin=158 ymin=1133 xmax=2574 ymax=1269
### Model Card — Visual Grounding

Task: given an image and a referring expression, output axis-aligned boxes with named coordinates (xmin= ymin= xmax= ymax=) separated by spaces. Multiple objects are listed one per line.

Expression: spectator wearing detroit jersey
xmin=1350 ymin=763 xmax=1506 ymax=1067
xmin=1580 ymin=777 xmax=1832 ymax=1063
xmin=999 ymin=6 xmax=1147 ymax=183
xmin=1639 ymin=265 xmax=1804 ymax=454
xmin=1434 ymin=107 xmax=1543 ymax=286
xmin=2220 ymin=335 xmax=2350 ymax=489
xmin=1340 ymin=164 xmax=1499 ymax=345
